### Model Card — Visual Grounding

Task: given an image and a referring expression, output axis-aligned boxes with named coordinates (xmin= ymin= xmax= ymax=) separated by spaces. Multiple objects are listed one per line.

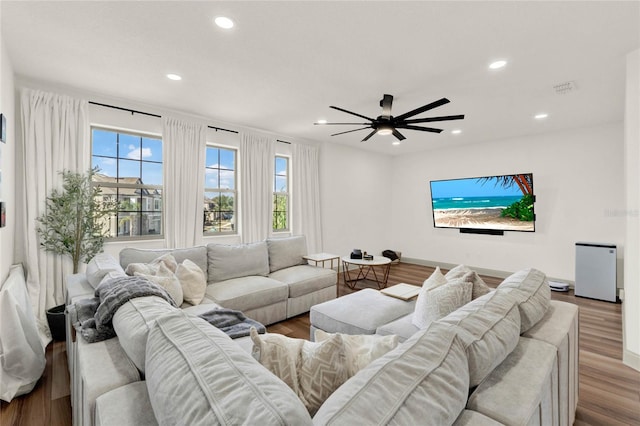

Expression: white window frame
xmin=273 ymin=155 xmax=290 ymax=232
xmin=204 ymin=144 xmax=238 ymax=235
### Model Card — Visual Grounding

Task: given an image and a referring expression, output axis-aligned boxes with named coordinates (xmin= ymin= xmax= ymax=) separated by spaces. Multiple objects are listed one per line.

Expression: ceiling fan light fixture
xmin=377 ymin=126 xmax=393 ymax=136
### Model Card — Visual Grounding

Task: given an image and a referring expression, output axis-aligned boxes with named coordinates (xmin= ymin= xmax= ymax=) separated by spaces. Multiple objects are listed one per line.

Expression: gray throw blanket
xmin=68 ymin=275 xmax=176 ymax=343
xmin=198 ymin=308 xmax=266 ymax=339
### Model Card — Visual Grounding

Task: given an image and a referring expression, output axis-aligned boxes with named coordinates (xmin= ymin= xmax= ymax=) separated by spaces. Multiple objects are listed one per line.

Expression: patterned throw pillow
xmin=314 ymin=330 xmax=399 ymax=377
xmin=412 ymin=267 xmax=448 ymax=329
xmin=134 ymin=263 xmax=183 ymax=306
xmin=445 ymin=264 xmax=492 ymax=299
xmin=250 ymin=328 xmax=348 ymax=415
xmin=413 ymin=276 xmax=473 ymax=329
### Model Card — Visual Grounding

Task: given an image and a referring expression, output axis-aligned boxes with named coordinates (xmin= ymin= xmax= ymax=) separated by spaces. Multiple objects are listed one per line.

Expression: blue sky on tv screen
xmin=431 ymin=176 xmax=524 ymax=198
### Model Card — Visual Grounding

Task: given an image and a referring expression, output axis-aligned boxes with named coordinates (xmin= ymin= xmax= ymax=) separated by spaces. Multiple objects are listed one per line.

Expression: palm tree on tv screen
xmin=477 ymin=174 xmax=534 ymax=221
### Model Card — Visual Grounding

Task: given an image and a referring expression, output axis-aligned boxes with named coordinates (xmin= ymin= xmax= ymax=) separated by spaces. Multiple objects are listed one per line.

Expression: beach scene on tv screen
xmin=430 ymin=174 xmax=535 ymax=232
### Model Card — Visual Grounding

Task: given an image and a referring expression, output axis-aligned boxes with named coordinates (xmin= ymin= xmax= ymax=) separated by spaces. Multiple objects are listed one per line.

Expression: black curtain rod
xmin=89 ymin=101 xmax=162 ymax=118
xmin=207 ymin=125 xmax=238 ymax=134
xmin=89 ymin=101 xmax=287 ymax=138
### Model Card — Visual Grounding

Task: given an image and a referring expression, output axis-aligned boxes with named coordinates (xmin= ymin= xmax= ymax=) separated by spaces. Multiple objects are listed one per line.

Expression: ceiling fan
xmin=315 ymin=94 xmax=464 ymax=142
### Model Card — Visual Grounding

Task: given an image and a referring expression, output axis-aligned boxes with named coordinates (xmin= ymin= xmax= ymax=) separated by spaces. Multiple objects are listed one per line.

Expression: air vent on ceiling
xmin=553 ymin=80 xmax=577 ymax=95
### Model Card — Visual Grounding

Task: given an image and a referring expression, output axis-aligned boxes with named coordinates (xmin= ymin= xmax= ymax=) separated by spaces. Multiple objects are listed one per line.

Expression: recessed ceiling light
xmin=534 ymin=113 xmax=549 ymax=119
xmin=451 ymin=129 xmax=462 ymax=135
xmin=214 ymin=16 xmax=234 ymax=29
xmin=392 ymin=141 xmax=401 ymax=146
xmin=489 ymin=60 xmax=507 ymax=70
xmin=316 ymin=119 xmax=327 ymax=124
xmin=166 ymin=73 xmax=182 ymax=81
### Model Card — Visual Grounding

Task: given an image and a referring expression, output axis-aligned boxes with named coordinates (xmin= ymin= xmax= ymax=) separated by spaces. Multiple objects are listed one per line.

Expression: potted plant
xmin=36 ymin=167 xmax=116 ymax=340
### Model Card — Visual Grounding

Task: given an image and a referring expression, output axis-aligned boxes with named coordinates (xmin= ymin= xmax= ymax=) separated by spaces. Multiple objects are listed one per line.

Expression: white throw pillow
xmin=412 ymin=267 xmax=448 ymax=329
xmin=125 ymin=253 xmax=178 ymax=276
xmin=314 ymin=330 xmax=399 ymax=376
xmin=176 ymin=259 xmax=207 ymax=305
xmin=413 ymin=276 xmax=472 ymax=329
xmin=250 ymin=328 xmax=348 ymax=416
xmin=135 ymin=263 xmax=183 ymax=306
xmin=86 ymin=253 xmax=125 ymax=289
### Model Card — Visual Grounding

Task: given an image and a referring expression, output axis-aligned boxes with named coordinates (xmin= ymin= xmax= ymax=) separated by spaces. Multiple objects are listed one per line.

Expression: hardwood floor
xmin=2 ymin=262 xmax=638 ymax=425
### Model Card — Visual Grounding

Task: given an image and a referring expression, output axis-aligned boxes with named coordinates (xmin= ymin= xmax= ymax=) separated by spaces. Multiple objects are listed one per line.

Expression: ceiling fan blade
xmin=380 ymin=94 xmax=393 ymax=119
xmin=393 ymin=98 xmax=450 ymax=121
xmin=392 ymin=129 xmax=406 ymax=141
xmin=395 ymin=124 xmax=443 ymax=133
xmin=403 ymin=114 xmax=465 ymax=124
xmin=330 ymin=106 xmax=374 ymax=121
xmin=362 ymin=130 xmax=378 ymax=142
xmin=314 ymin=122 xmax=371 ymax=126
xmin=330 ymin=127 xmax=371 ymax=137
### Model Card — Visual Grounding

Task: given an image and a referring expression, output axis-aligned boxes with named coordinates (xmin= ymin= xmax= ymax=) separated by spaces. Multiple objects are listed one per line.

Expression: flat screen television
xmin=430 ymin=173 xmax=535 ymax=234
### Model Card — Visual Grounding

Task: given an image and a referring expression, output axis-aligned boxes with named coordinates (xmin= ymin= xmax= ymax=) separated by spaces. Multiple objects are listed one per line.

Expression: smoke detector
xmin=553 ymin=80 xmax=577 ymax=95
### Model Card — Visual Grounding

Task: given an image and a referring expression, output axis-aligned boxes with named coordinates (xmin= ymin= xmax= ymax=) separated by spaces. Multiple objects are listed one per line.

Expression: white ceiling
xmin=1 ymin=1 xmax=639 ymax=155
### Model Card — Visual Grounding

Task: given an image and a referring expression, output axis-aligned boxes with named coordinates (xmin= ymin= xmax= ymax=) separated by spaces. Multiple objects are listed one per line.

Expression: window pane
xmin=118 ymin=158 xmax=140 ymax=179
xmin=275 ymin=175 xmax=287 ymax=192
xmin=206 ymin=147 xmax=219 ymax=167
xmin=141 ymin=212 xmax=162 ymax=235
xmin=92 ymin=129 xmax=117 ymax=157
xmin=205 ymin=169 xmax=219 ymax=189
xmin=142 ymin=161 xmax=162 ymax=185
xmin=142 ymin=137 xmax=163 ymax=162
xmin=275 ymin=157 xmax=287 ymax=175
xmin=219 ymin=169 xmax=234 ymax=189
xmin=220 ymin=149 xmax=235 ymax=170
xmin=92 ymin=156 xmax=117 ymax=177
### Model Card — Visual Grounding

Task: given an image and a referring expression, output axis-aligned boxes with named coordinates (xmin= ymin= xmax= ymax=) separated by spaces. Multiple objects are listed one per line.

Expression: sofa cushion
xmin=95 ymin=381 xmax=158 ymax=426
xmin=453 ymin=410 xmax=504 ymax=426
xmin=375 ymin=313 xmax=418 ymax=342
xmin=467 ymin=337 xmax=558 ymax=426
xmin=207 ymin=242 xmax=270 ymax=283
xmin=266 ymin=235 xmax=307 ymax=272
xmin=314 ymin=329 xmax=399 ymax=376
xmin=145 ymin=311 xmax=312 ymax=425
xmin=119 ymin=246 xmax=207 ymax=276
xmin=497 ymin=268 xmax=550 ymax=333
xmin=310 ymin=288 xmax=416 ymax=336
xmin=313 ymin=322 xmax=470 ymax=425
xmin=412 ymin=277 xmax=472 ymax=330
xmin=112 ymin=296 xmax=178 ymax=373
xmin=250 ymin=328 xmax=348 ymax=416
xmin=445 ymin=264 xmax=492 ymax=299
xmin=412 ymin=267 xmax=448 ymax=329
xmin=268 ymin=265 xmax=336 ymax=298
xmin=175 ymin=259 xmax=207 ymax=305
xmin=437 ymin=290 xmax=521 ymax=387
xmin=205 ymin=275 xmax=288 ymax=312
xmin=86 ymin=253 xmax=126 ymax=289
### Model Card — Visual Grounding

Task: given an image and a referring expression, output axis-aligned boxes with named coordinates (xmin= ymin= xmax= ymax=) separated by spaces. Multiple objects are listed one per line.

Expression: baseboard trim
xmin=400 ymin=257 xmax=575 ymax=287
xmin=623 ymin=349 xmax=640 ymax=372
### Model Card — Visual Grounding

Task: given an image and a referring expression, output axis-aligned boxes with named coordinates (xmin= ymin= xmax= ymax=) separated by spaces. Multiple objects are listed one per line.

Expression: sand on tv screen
xmin=430 ymin=173 xmax=535 ymax=232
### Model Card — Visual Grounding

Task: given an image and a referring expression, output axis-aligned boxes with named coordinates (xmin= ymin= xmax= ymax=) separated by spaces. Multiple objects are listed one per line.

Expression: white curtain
xmin=292 ymin=143 xmax=323 ymax=253
xmin=163 ymin=117 xmax=206 ymax=248
xmin=18 ymin=89 xmax=89 ymax=346
xmin=240 ymin=132 xmax=274 ymax=243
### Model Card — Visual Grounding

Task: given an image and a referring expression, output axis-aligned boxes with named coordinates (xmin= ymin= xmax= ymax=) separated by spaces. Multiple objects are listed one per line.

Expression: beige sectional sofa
xmin=67 ymin=251 xmax=579 ymax=425
xmin=65 ymin=235 xmax=336 ymax=426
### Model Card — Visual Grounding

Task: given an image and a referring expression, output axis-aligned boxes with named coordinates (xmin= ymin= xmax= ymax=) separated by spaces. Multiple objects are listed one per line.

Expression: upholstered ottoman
xmin=309 ymin=289 xmax=415 ymax=340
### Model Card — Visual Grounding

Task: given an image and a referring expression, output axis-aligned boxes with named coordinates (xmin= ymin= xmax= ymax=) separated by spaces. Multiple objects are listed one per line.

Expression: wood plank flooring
xmin=2 ymin=262 xmax=638 ymax=425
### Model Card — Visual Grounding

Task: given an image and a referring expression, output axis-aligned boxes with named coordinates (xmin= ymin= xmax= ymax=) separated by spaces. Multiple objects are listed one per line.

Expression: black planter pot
xmin=46 ymin=304 xmax=66 ymax=341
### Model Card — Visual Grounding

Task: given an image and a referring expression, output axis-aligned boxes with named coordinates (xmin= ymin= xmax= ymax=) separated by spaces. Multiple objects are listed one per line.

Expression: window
xmin=273 ymin=156 xmax=289 ymax=231
xmin=204 ymin=146 xmax=237 ymax=234
xmin=91 ymin=127 xmax=163 ymax=238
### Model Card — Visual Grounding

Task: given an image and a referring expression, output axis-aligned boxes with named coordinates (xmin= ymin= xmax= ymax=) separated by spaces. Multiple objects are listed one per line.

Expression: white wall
xmin=624 ymin=49 xmax=640 ymax=370
xmin=320 ymin=142 xmax=393 ymax=257
xmin=0 ymin=33 xmax=16 ymax=282
xmin=390 ymin=123 xmax=626 ymax=282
